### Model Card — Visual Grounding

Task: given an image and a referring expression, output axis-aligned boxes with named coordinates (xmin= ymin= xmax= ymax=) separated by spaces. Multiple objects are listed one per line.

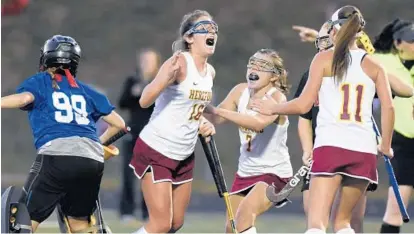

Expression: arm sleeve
xmin=16 ymin=76 xmax=41 ymax=110
xmin=294 ymin=70 xmax=313 ymax=120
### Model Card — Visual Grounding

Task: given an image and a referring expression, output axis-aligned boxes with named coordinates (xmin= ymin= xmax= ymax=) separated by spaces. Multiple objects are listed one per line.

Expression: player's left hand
xmin=199 ymin=118 xmax=216 ymax=142
xmin=292 ymin=25 xmax=318 ymax=42
xmin=103 ymin=145 xmax=120 ymax=160
xmin=249 ymin=94 xmax=279 ymax=116
xmin=377 ymin=144 xmax=394 ymax=159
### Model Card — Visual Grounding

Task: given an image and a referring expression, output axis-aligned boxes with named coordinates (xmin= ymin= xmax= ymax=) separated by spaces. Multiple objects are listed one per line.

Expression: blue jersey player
xmin=1 ymin=35 xmax=126 ymax=233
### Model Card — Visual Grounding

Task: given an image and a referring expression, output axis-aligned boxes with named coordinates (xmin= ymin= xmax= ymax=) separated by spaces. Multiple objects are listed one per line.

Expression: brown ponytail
xmin=276 ymin=69 xmax=290 ymax=95
xmin=332 ymin=13 xmax=362 ymax=83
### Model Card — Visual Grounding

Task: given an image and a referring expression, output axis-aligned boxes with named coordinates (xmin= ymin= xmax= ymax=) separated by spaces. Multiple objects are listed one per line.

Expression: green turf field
xmin=36 ymin=210 xmax=414 ymax=233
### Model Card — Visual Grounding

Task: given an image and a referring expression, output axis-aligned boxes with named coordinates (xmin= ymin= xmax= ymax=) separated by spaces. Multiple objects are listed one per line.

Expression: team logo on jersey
xmin=189 ymin=90 xmax=212 ymax=101
xmin=239 ymin=126 xmax=264 ymax=134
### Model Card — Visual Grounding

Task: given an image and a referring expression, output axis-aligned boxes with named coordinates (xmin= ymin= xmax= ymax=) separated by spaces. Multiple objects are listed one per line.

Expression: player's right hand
xmin=378 ymin=144 xmax=394 ymax=158
xmin=292 ymin=25 xmax=318 ymax=43
xmin=199 ymin=119 xmax=216 ymax=142
xmin=302 ymin=151 xmax=313 ymax=166
xmin=168 ymin=50 xmax=182 ymax=81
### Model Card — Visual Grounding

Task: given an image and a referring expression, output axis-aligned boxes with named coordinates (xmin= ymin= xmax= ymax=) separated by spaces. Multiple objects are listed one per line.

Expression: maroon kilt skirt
xmin=129 ymin=137 xmax=195 ymax=184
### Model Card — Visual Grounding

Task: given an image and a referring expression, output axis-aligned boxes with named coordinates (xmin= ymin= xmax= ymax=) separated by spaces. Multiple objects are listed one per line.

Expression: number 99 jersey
xmin=16 ymin=72 xmax=115 ymax=150
xmin=314 ymin=49 xmax=377 ymax=154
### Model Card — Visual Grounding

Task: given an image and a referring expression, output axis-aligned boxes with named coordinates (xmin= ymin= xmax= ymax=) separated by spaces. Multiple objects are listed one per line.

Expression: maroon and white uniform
xmin=230 ymin=87 xmax=293 ymax=195
xmin=311 ymin=49 xmax=378 ymax=184
xmin=130 ymin=52 xmax=213 ymax=184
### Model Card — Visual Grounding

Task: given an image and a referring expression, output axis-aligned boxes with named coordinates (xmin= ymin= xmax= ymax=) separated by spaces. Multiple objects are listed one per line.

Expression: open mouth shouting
xmin=206 ymin=37 xmax=215 ymax=47
xmin=248 ymin=72 xmax=260 ymax=81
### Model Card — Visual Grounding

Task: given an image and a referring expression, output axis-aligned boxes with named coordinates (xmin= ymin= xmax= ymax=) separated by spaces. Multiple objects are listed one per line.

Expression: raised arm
xmin=1 ymin=92 xmax=35 ymax=109
xmin=292 ymin=25 xmax=318 ymax=43
xmin=139 ymin=51 xmax=185 ymax=108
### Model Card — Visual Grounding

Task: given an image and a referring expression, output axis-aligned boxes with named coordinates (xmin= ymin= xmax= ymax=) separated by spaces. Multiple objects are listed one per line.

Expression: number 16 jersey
xmin=314 ymin=49 xmax=377 ymax=154
xmin=139 ymin=52 xmax=213 ymax=161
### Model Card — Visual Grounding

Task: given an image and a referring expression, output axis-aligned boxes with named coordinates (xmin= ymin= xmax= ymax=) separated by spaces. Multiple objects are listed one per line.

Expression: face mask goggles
xmin=326 ymin=9 xmax=374 ymax=54
xmin=327 ymin=8 xmax=365 ymax=34
xmin=247 ymin=56 xmax=281 ymax=75
xmin=184 ymin=20 xmax=218 ymax=35
xmin=315 ymin=35 xmax=333 ymax=52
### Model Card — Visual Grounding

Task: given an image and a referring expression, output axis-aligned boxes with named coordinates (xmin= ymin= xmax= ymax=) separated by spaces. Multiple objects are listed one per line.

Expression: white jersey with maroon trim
xmin=237 ymin=87 xmax=293 ymax=178
xmin=314 ymin=49 xmax=377 ymax=154
xmin=140 ymin=52 xmax=213 ymax=161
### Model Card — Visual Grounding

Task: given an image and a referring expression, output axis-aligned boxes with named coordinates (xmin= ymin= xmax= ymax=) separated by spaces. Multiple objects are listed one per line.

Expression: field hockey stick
xmin=371 ymin=117 xmax=410 ymax=223
xmin=56 ymin=127 xmax=131 ymax=233
xmin=198 ymin=135 xmax=238 ymax=233
xmin=91 ymin=126 xmax=131 ymax=233
xmin=102 ymin=126 xmax=131 ymax=146
xmin=266 ymin=160 xmax=312 ymax=204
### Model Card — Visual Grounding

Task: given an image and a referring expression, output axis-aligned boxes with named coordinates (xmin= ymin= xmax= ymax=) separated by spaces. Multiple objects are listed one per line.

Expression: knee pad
xmin=56 ymin=198 xmax=112 ymax=233
xmin=1 ymin=186 xmax=32 ymax=233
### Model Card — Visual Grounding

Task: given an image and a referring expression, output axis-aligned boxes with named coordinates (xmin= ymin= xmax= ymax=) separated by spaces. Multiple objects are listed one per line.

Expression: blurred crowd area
xmin=1 ymin=0 xmax=413 ymax=191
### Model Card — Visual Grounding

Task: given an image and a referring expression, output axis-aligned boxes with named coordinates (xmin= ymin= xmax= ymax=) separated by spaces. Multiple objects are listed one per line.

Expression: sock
xmin=305 ymin=228 xmax=326 ymax=234
xmin=380 ymin=222 xmax=400 ymax=233
xmin=133 ymin=226 xmax=148 ymax=234
xmin=240 ymin=226 xmax=257 ymax=234
xmin=336 ymin=227 xmax=355 ymax=234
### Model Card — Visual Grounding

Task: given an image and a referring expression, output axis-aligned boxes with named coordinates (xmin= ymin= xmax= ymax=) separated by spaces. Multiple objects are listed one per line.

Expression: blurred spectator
xmin=117 ymin=48 xmax=161 ymax=222
xmin=2 ymin=0 xmax=30 ymax=15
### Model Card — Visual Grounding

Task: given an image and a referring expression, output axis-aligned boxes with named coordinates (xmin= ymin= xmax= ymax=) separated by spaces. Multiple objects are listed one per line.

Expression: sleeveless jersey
xmin=139 ymin=52 xmax=213 ymax=161
xmin=314 ymin=49 xmax=377 ymax=154
xmin=237 ymin=87 xmax=293 ymax=178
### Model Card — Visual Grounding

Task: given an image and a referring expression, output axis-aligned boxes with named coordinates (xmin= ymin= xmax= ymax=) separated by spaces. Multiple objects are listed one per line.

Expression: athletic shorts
xmin=23 ymin=155 xmax=104 ymax=223
xmin=129 ymin=137 xmax=195 ymax=184
xmin=230 ymin=173 xmax=290 ymax=196
xmin=301 ymin=171 xmax=377 ymax=192
xmin=310 ymin=146 xmax=378 ymax=184
xmin=390 ymin=131 xmax=414 ymax=187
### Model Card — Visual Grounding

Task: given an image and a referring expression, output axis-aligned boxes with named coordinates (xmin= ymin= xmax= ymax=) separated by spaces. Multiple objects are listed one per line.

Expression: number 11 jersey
xmin=139 ymin=52 xmax=213 ymax=161
xmin=16 ymin=72 xmax=115 ymax=150
xmin=314 ymin=49 xmax=377 ymax=154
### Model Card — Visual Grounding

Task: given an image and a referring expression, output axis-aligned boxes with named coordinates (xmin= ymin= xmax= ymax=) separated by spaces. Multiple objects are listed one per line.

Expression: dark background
xmin=2 ymin=0 xmax=413 ymax=204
